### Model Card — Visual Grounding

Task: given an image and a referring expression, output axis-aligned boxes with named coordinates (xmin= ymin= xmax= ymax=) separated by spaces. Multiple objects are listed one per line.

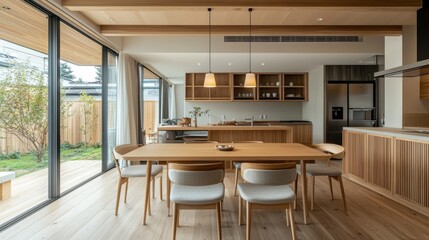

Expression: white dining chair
xmin=295 ymin=143 xmax=347 ymax=215
xmin=238 ymin=162 xmax=297 ymax=240
xmin=113 ymin=144 xmax=163 ymax=216
xmin=169 ymin=162 xmax=225 ymax=240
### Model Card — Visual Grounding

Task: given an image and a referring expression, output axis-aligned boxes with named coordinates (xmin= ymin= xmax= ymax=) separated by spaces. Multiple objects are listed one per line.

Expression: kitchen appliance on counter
xmin=326 ymin=82 xmax=377 ymax=145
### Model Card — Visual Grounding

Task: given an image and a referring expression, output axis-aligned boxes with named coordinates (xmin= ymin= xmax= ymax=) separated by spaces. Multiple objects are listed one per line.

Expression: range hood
xmin=375 ymin=0 xmax=429 ymax=78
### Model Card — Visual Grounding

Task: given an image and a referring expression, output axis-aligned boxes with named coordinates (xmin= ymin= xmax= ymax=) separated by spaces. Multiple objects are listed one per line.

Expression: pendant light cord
xmin=208 ymin=8 xmax=212 ymax=73
xmin=249 ymin=8 xmax=252 ymax=73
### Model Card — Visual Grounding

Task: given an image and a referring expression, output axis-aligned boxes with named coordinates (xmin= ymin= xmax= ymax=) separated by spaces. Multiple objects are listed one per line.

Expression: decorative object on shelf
xmin=266 ymin=93 xmax=271 ymax=97
xmin=216 ymin=144 xmax=235 ymax=151
xmin=276 ymin=81 xmax=280 ymax=86
xmin=179 ymin=117 xmax=191 ymax=127
xmin=273 ymin=93 xmax=277 ymax=97
xmin=188 ymin=106 xmax=209 ymax=127
xmin=204 ymin=8 xmax=216 ymax=88
xmin=244 ymin=8 xmax=256 ymax=88
xmin=289 ymin=82 xmax=293 ymax=86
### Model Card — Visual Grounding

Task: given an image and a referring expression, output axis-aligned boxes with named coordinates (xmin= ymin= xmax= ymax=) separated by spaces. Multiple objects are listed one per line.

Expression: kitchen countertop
xmin=158 ymin=125 xmax=293 ymax=131
xmin=343 ymin=127 xmax=429 ymax=141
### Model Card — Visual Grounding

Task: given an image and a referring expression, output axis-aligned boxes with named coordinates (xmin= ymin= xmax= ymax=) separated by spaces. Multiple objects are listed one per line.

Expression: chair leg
xmin=238 ymin=195 xmax=242 ymax=225
xmin=286 ymin=209 xmax=290 ymax=227
xmin=167 ymin=166 xmax=171 ymax=216
xmin=338 ymin=176 xmax=348 ymax=216
xmin=152 ymin=176 xmax=155 ymax=199
xmin=311 ymin=176 xmax=315 ymax=211
xmin=159 ymin=174 xmax=163 ymax=200
xmin=328 ymin=176 xmax=334 ymax=200
xmin=148 ymin=190 xmax=151 ymax=216
xmin=234 ymin=168 xmax=239 ymax=196
xmin=115 ymin=178 xmax=123 ymax=216
xmin=124 ymin=179 xmax=129 ymax=203
xmin=293 ymin=174 xmax=299 ymax=209
xmin=172 ymin=202 xmax=178 ymax=240
xmin=216 ymin=202 xmax=222 ymax=240
xmin=288 ymin=204 xmax=297 ymax=240
xmin=246 ymin=202 xmax=252 ymax=240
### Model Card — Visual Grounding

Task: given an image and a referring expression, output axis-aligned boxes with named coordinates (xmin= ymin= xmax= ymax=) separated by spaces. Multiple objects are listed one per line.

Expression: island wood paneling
xmin=343 ymin=131 xmax=367 ymax=180
xmin=395 ymin=138 xmax=429 ymax=208
xmin=367 ymin=134 xmax=393 ymax=191
xmin=290 ymin=124 xmax=312 ymax=145
xmin=208 ymin=129 xmax=293 ymax=144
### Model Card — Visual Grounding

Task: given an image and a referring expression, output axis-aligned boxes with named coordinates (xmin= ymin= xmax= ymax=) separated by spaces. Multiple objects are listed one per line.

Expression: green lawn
xmin=0 ymin=147 xmax=101 ymax=177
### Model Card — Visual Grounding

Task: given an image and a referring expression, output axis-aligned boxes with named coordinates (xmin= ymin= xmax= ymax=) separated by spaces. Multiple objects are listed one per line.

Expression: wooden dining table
xmin=122 ymin=142 xmax=331 ymax=225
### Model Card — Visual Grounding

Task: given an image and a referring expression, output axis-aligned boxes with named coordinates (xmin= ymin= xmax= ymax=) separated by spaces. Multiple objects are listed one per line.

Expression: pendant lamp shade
xmin=204 ymin=73 xmax=216 ymax=87
xmin=244 ymin=73 xmax=256 ymax=88
xmin=204 ymin=8 xmax=216 ymax=88
xmin=244 ymin=8 xmax=256 ymax=88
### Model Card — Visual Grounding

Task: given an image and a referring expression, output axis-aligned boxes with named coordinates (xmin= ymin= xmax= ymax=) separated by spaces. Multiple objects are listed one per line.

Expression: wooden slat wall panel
xmin=420 ymin=75 xmax=429 ymax=99
xmin=395 ymin=139 xmax=429 ymax=208
xmin=344 ymin=131 xmax=367 ymax=180
xmin=367 ymin=134 xmax=393 ymax=191
xmin=291 ymin=124 xmax=312 ymax=145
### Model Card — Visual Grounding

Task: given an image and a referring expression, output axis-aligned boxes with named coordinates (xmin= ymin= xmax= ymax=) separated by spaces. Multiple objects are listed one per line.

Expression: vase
xmin=194 ymin=117 xmax=198 ymax=127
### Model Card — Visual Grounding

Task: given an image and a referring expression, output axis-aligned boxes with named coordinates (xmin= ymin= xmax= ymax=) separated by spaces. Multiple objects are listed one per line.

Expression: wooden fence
xmin=0 ymin=100 xmax=157 ymax=154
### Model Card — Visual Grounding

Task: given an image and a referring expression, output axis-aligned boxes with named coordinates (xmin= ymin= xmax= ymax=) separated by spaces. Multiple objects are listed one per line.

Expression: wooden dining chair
xmin=232 ymin=141 xmax=264 ymax=196
xmin=238 ymin=162 xmax=297 ymax=240
xmin=112 ymin=144 xmax=163 ymax=216
xmin=169 ymin=162 xmax=225 ymax=240
xmin=294 ymin=143 xmax=347 ymax=215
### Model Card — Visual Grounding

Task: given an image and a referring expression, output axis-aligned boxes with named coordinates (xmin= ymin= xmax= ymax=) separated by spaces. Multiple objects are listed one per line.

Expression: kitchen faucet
xmin=244 ymin=116 xmax=254 ymax=126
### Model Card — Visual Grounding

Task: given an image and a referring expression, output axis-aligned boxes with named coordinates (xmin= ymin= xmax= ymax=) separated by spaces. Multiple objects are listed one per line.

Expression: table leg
xmin=143 ymin=161 xmax=152 ymax=225
xmin=300 ymin=160 xmax=309 ymax=224
xmin=167 ymin=163 xmax=171 ymax=216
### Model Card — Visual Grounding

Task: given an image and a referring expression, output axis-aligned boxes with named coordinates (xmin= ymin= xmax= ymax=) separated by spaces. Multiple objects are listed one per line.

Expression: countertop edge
xmin=343 ymin=127 xmax=429 ymax=142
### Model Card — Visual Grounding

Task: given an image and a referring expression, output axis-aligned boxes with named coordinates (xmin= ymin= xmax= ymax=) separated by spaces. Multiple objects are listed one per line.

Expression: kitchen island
xmin=343 ymin=127 xmax=429 ymax=217
xmin=158 ymin=125 xmax=294 ymax=143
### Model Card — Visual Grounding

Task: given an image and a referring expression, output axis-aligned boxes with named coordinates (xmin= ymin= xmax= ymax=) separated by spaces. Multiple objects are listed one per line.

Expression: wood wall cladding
xmin=421 ymin=75 xmax=429 ymax=99
xmin=367 ymin=134 xmax=393 ymax=191
xmin=395 ymin=139 xmax=429 ymax=208
xmin=344 ymin=131 xmax=367 ymax=180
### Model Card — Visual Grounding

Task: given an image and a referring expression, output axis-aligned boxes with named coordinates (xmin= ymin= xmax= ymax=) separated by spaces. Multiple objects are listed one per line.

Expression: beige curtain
xmin=117 ymin=52 xmax=139 ymax=145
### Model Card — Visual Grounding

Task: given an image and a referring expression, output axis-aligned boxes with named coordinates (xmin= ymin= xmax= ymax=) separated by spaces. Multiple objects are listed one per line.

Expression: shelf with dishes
xmin=185 ymin=72 xmax=308 ymax=102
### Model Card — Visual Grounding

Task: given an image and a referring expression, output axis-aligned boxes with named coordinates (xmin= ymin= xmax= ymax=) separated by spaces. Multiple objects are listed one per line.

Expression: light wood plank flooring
xmin=0 ymin=160 xmax=101 ymax=224
xmin=1 ymin=167 xmax=429 ymax=240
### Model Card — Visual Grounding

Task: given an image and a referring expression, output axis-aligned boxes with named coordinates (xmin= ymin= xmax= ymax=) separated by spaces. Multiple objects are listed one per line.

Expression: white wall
xmin=175 ymin=84 xmax=185 ymax=118
xmin=184 ymin=102 xmax=302 ymax=125
xmin=384 ymin=36 xmax=403 ymax=128
xmin=302 ymin=66 xmax=325 ymax=143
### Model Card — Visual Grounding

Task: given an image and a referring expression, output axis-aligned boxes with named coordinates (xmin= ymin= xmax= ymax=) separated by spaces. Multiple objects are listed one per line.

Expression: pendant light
xmin=204 ymin=8 xmax=216 ymax=88
xmin=244 ymin=8 xmax=256 ymax=88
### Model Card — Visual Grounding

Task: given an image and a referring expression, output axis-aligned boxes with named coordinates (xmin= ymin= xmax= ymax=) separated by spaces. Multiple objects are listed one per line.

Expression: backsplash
xmin=184 ymin=102 xmax=302 ymax=125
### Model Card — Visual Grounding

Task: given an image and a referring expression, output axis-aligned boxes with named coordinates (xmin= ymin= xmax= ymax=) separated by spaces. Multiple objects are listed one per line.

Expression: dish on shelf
xmin=216 ymin=145 xmax=235 ymax=151
xmin=286 ymin=94 xmax=295 ymax=97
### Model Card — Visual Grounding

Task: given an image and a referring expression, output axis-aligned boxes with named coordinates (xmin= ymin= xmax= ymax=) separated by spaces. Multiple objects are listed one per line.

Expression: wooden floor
xmin=0 ymin=160 xmax=101 ymax=225
xmin=1 ymin=166 xmax=429 ymax=240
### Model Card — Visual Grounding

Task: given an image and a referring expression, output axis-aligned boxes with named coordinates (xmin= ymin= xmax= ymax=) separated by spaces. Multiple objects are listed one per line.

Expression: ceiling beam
xmin=63 ymin=0 xmax=421 ymax=10
xmin=100 ymin=25 xmax=402 ymax=36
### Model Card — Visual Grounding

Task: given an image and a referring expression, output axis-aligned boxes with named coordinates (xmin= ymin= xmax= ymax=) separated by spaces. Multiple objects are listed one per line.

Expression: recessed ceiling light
xmin=261 ymin=63 xmax=265 ymax=66
xmin=109 ymin=18 xmax=115 ymax=22
xmin=197 ymin=63 xmax=201 ymax=66
xmin=2 ymin=6 xmax=11 ymax=10
xmin=228 ymin=63 xmax=232 ymax=66
xmin=316 ymin=17 xmax=324 ymax=22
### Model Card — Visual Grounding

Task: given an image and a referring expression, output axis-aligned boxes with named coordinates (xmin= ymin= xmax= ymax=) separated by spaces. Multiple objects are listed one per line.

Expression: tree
xmin=79 ymin=91 xmax=98 ymax=148
xmin=60 ymin=62 xmax=75 ymax=82
xmin=0 ymin=62 xmax=48 ymax=162
xmin=95 ymin=66 xmax=102 ymax=82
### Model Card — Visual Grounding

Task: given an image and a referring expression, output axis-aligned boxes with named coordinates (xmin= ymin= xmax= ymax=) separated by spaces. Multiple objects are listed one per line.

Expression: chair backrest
xmin=113 ymin=144 xmax=143 ymax=175
xmin=241 ymin=162 xmax=296 ymax=185
xmin=312 ymin=143 xmax=345 ymax=160
xmin=168 ymin=162 xmax=224 ymax=186
xmin=231 ymin=141 xmax=264 ymax=143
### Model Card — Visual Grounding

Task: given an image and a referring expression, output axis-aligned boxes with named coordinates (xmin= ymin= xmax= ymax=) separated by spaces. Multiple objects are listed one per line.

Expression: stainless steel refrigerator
xmin=326 ymin=82 xmax=376 ymax=145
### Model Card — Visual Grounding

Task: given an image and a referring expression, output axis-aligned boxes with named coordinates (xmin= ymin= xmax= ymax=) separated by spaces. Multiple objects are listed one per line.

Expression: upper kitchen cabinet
xmin=421 ymin=75 xmax=429 ymax=99
xmin=325 ymin=65 xmax=378 ymax=81
xmin=258 ymin=73 xmax=282 ymax=101
xmin=185 ymin=72 xmax=308 ymax=102
xmin=283 ymin=73 xmax=308 ymax=101
xmin=185 ymin=73 xmax=232 ymax=101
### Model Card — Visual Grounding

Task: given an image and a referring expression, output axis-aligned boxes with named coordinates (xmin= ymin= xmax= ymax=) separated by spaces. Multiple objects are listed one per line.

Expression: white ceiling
xmin=121 ymin=35 xmax=384 ymax=84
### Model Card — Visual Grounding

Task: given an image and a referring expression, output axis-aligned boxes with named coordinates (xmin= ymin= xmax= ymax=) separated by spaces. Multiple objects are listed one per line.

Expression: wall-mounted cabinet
xmin=185 ymin=72 xmax=308 ymax=102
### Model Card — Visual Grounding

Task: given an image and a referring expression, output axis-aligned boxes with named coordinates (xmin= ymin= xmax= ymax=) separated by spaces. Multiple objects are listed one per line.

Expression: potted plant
xmin=188 ymin=106 xmax=209 ymax=127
